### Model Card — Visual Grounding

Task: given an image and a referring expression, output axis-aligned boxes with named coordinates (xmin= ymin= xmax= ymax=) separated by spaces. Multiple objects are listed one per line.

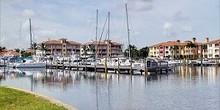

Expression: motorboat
xmin=16 ymin=59 xmax=46 ymax=68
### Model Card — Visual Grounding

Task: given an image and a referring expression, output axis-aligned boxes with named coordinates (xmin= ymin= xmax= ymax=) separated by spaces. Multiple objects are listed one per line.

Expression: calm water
xmin=0 ymin=66 xmax=219 ymax=110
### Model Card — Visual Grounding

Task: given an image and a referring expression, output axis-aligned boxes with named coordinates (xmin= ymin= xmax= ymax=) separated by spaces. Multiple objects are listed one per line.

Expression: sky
xmin=0 ymin=0 xmax=219 ymax=50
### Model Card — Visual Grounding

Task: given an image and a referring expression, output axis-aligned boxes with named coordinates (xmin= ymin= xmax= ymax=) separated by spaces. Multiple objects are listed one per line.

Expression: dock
xmin=45 ymin=62 xmax=170 ymax=75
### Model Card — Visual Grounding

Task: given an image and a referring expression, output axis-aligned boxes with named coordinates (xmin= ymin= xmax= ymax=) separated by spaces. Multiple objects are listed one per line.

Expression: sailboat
xmin=16 ymin=19 xmax=46 ymax=68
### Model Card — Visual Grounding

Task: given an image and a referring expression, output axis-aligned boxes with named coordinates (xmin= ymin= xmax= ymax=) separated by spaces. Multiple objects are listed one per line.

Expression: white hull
xmin=16 ymin=62 xmax=46 ymax=68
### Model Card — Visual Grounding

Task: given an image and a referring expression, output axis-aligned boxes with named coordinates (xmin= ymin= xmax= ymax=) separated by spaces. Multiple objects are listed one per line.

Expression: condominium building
xmin=39 ymin=38 xmax=81 ymax=56
xmin=203 ymin=38 xmax=220 ymax=59
xmin=81 ymin=40 xmax=123 ymax=58
xmin=149 ymin=38 xmax=200 ymax=59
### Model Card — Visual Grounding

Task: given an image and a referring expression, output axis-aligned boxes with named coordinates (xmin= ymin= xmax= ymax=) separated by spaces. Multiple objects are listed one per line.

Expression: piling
xmin=105 ymin=58 xmax=107 ymax=73
xmin=117 ymin=57 xmax=120 ymax=74
xmin=94 ymin=64 xmax=97 ymax=73
xmin=144 ymin=58 xmax=148 ymax=76
xmin=56 ymin=61 xmax=58 ymax=69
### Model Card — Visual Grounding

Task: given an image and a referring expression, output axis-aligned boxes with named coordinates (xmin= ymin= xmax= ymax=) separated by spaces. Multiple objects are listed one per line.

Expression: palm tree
xmin=186 ymin=41 xmax=196 ymax=59
xmin=38 ymin=43 xmax=47 ymax=51
xmin=173 ymin=45 xmax=179 ymax=59
xmin=200 ymin=44 xmax=207 ymax=65
xmin=139 ymin=46 xmax=149 ymax=58
xmin=170 ymin=45 xmax=179 ymax=59
xmin=82 ymin=45 xmax=90 ymax=71
xmin=170 ymin=46 xmax=174 ymax=58
xmin=31 ymin=42 xmax=37 ymax=55
xmin=201 ymin=44 xmax=207 ymax=58
xmin=0 ymin=46 xmax=6 ymax=52
xmin=36 ymin=43 xmax=47 ymax=56
xmin=124 ymin=45 xmax=139 ymax=59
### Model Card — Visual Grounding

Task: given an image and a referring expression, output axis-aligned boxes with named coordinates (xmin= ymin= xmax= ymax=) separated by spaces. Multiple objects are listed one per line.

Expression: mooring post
xmin=76 ymin=57 xmax=79 ymax=71
xmin=69 ymin=58 xmax=71 ymax=71
xmin=46 ymin=58 xmax=48 ymax=69
xmin=3 ymin=58 xmax=6 ymax=72
xmin=117 ymin=57 xmax=120 ymax=74
xmin=94 ymin=64 xmax=97 ymax=73
xmin=105 ymin=58 xmax=107 ymax=74
xmin=85 ymin=59 xmax=87 ymax=73
xmin=144 ymin=58 xmax=148 ymax=76
xmin=56 ymin=60 xmax=58 ymax=69
xmin=62 ymin=58 xmax=64 ymax=71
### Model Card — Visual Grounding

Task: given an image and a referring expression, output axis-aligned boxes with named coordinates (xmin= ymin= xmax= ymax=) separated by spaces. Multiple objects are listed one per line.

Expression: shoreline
xmin=1 ymin=86 xmax=77 ymax=110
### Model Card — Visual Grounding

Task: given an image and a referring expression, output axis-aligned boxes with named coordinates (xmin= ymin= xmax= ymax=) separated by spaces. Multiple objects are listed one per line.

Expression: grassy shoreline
xmin=0 ymin=86 xmax=69 ymax=110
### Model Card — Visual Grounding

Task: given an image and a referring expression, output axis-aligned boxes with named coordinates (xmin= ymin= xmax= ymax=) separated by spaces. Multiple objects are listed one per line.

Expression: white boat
xmin=195 ymin=59 xmax=212 ymax=65
xmin=16 ymin=59 xmax=46 ymax=68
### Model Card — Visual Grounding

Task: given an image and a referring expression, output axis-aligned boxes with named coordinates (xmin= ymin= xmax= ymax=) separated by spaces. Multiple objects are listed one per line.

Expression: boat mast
xmin=95 ymin=9 xmax=98 ymax=61
xmin=107 ymin=12 xmax=110 ymax=57
xmin=125 ymin=4 xmax=132 ymax=74
xmin=125 ymin=4 xmax=131 ymax=59
xmin=19 ymin=21 xmax=22 ymax=57
xmin=29 ymin=18 xmax=33 ymax=55
xmin=105 ymin=12 xmax=110 ymax=73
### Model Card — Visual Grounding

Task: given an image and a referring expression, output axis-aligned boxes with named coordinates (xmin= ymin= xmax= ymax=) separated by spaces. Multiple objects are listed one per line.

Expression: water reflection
xmin=0 ymin=66 xmax=219 ymax=110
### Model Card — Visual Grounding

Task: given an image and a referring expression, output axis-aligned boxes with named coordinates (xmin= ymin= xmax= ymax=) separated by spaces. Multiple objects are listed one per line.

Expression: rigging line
xmin=99 ymin=14 xmax=108 ymax=43
xmin=128 ymin=16 xmax=138 ymax=47
xmin=104 ymin=28 xmax=108 ymax=40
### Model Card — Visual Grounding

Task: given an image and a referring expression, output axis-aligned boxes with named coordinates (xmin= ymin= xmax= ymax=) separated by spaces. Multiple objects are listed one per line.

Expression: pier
xmin=45 ymin=62 xmax=170 ymax=75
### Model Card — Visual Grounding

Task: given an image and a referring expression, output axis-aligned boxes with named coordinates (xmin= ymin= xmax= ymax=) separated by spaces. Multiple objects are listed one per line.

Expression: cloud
xmin=173 ymin=11 xmax=189 ymax=21
xmin=163 ymin=22 xmax=177 ymax=37
xmin=122 ymin=0 xmax=154 ymax=11
xmin=22 ymin=9 xmax=35 ymax=18
xmin=180 ymin=25 xmax=193 ymax=33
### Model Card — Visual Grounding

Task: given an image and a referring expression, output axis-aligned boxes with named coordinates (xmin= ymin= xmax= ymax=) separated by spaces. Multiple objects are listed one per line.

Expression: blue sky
xmin=0 ymin=0 xmax=219 ymax=49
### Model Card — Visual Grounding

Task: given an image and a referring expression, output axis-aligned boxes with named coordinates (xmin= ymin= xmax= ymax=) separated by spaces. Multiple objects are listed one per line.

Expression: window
xmin=215 ymin=44 xmax=219 ymax=47
xmin=209 ymin=44 xmax=212 ymax=47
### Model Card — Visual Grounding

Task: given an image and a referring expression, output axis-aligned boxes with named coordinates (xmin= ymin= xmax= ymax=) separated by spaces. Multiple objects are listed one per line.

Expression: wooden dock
xmin=46 ymin=63 xmax=170 ymax=75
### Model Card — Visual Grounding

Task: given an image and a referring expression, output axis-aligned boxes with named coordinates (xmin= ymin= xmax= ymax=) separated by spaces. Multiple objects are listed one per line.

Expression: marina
xmin=0 ymin=0 xmax=219 ymax=110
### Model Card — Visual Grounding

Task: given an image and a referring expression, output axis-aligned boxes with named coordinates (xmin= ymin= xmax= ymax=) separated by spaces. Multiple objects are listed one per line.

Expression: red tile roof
xmin=204 ymin=39 xmax=220 ymax=44
xmin=83 ymin=40 xmax=122 ymax=46
xmin=149 ymin=40 xmax=201 ymax=47
xmin=42 ymin=39 xmax=81 ymax=45
xmin=0 ymin=50 xmax=19 ymax=57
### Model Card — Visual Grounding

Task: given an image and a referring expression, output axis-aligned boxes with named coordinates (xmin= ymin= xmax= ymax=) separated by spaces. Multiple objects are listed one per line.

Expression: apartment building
xmin=149 ymin=38 xmax=200 ymax=59
xmin=81 ymin=40 xmax=123 ymax=58
xmin=39 ymin=38 xmax=81 ymax=56
xmin=204 ymin=38 xmax=220 ymax=59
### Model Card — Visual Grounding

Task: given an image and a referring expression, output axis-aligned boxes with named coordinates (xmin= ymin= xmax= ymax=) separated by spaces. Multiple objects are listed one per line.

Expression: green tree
xmin=38 ymin=43 xmax=47 ymax=51
xmin=139 ymin=46 xmax=149 ymax=58
xmin=200 ymin=44 xmax=207 ymax=59
xmin=170 ymin=45 xmax=179 ymax=59
xmin=21 ymin=50 xmax=31 ymax=58
xmin=31 ymin=42 xmax=38 ymax=54
xmin=124 ymin=45 xmax=139 ymax=59
xmin=0 ymin=46 xmax=6 ymax=52
xmin=82 ymin=45 xmax=90 ymax=57
xmin=186 ymin=41 xmax=197 ymax=59
xmin=14 ymin=48 xmax=20 ymax=53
